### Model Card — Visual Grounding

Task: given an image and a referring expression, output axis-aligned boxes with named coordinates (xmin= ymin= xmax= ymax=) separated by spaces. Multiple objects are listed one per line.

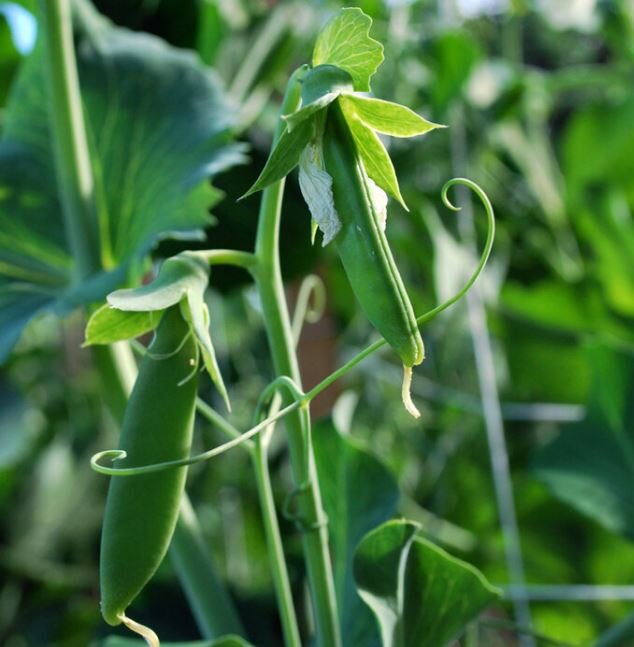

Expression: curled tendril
xmin=416 ymin=177 xmax=495 ymax=326
xmin=90 ymin=178 xmax=494 ymax=478
xmin=146 ymin=328 xmax=193 ymax=360
xmin=291 ymin=274 xmax=327 ymax=346
xmin=90 ymin=398 xmax=303 ymax=477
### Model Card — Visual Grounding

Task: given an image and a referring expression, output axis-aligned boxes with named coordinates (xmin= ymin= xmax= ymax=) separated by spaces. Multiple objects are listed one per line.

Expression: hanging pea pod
xmin=321 ymin=102 xmax=424 ymax=416
xmin=99 ymin=305 xmax=198 ymax=635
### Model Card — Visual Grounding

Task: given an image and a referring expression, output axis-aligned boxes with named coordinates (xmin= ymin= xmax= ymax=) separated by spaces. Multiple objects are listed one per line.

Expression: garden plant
xmin=1 ymin=1 xmax=633 ymax=646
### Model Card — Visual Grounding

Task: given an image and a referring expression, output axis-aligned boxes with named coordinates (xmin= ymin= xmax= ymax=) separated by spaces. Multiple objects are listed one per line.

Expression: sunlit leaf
xmin=340 ymin=95 xmax=443 ymax=138
xmin=84 ymin=304 xmax=161 ymax=346
xmin=312 ymin=7 xmax=383 ymax=92
xmin=341 ymin=107 xmax=406 ymax=209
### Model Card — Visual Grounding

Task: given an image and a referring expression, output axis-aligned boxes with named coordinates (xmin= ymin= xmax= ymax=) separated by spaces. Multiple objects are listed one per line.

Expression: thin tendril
xmin=91 ymin=178 xmax=493 ymax=478
xmin=90 ymin=400 xmax=302 ymax=476
xmin=291 ymin=274 xmax=327 ymax=345
xmin=146 ymin=328 xmax=193 ymax=360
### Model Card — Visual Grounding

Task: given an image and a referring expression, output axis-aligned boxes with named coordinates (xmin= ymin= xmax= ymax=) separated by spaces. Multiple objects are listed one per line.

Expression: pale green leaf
xmin=0 ymin=0 xmax=243 ymax=360
xmin=342 ymin=109 xmax=407 ymax=209
xmin=241 ymin=118 xmax=314 ymax=198
xmin=312 ymin=7 xmax=384 ymax=92
xmin=340 ymin=95 xmax=444 ymax=138
xmin=106 ymin=252 xmax=229 ymax=408
xmin=298 ymin=145 xmax=340 ymax=246
xmin=354 ymin=520 xmax=500 ymax=647
xmin=108 ymin=254 xmax=209 ymax=313
xmin=84 ymin=304 xmax=161 ymax=346
xmin=182 ymin=289 xmax=230 ymax=411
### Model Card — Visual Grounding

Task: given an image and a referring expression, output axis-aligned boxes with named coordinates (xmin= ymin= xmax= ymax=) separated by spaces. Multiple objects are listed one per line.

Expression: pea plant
xmin=1 ymin=2 xmax=500 ymax=646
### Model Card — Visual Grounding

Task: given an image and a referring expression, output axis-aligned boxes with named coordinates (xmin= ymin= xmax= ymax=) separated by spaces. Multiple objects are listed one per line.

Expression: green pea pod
xmin=322 ymin=103 xmax=424 ymax=415
xmin=100 ymin=306 xmax=198 ymax=632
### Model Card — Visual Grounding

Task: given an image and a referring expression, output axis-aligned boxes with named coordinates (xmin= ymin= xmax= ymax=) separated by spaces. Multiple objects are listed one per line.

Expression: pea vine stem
xmin=39 ymin=0 xmax=99 ymax=280
xmin=254 ymin=66 xmax=341 ymax=647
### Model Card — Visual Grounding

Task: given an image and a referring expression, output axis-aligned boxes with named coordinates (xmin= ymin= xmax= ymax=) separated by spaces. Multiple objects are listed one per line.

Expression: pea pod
xmin=322 ymin=102 xmax=424 ymax=414
xmin=100 ymin=305 xmax=198 ymax=630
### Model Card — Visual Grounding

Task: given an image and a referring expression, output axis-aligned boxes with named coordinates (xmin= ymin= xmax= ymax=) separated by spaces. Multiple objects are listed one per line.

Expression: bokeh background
xmin=0 ymin=1 xmax=633 ymax=645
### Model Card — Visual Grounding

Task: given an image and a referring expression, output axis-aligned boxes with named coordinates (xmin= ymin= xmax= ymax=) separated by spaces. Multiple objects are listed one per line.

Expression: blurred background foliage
xmin=0 ymin=0 xmax=633 ymax=645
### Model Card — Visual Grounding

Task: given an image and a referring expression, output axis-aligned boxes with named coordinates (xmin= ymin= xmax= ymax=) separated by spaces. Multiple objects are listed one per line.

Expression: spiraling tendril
xmin=90 ymin=178 xmax=494 ymax=479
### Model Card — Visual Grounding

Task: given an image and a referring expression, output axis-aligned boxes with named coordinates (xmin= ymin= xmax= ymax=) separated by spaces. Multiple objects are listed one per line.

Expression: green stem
xmin=254 ymin=67 xmax=341 ymax=647
xmin=193 ymin=249 xmax=258 ymax=273
xmin=39 ymin=0 xmax=99 ymax=280
xmin=250 ymin=438 xmax=302 ymax=647
xmin=93 ymin=340 xmax=244 ymax=639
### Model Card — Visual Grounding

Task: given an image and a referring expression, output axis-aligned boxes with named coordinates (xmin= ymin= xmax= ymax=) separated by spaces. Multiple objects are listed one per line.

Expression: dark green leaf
xmin=354 ymin=520 xmax=500 ymax=647
xmin=313 ymin=418 xmax=399 ymax=647
xmin=312 ymin=7 xmax=383 ymax=92
xmin=241 ymin=118 xmax=314 ymax=198
xmin=0 ymin=0 xmax=243 ymax=360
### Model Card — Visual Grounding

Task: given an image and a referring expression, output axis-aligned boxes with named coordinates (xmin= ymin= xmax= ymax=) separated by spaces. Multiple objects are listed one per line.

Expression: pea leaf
xmin=312 ymin=8 xmax=384 ymax=92
xmin=107 ymin=253 xmax=230 ymax=410
xmin=354 ymin=520 xmax=500 ymax=647
xmin=241 ymin=118 xmax=314 ymax=198
xmin=0 ymin=0 xmax=244 ymax=360
xmin=83 ymin=304 xmax=161 ymax=346
xmin=313 ymin=418 xmax=398 ymax=647
xmin=340 ymin=95 xmax=444 ymax=138
xmin=341 ymin=108 xmax=407 ymax=209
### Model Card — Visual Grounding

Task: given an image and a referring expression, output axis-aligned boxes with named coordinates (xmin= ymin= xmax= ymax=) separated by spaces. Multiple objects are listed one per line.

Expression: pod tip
xmin=401 ymin=365 xmax=420 ymax=419
xmin=119 ymin=613 xmax=160 ymax=647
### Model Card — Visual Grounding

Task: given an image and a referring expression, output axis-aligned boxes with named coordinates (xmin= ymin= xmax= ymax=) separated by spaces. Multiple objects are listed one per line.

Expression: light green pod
xmin=322 ymin=102 xmax=425 ymax=371
xmin=100 ymin=305 xmax=198 ymax=627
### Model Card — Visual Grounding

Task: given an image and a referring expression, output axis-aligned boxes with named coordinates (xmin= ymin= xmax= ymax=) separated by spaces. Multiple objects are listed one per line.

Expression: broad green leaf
xmin=342 ymin=109 xmax=407 ymax=209
xmin=0 ymin=0 xmax=243 ymax=360
xmin=340 ymin=95 xmax=443 ymax=138
xmin=534 ymin=345 xmax=634 ymax=539
xmin=84 ymin=304 xmax=161 ymax=346
xmin=312 ymin=7 xmax=384 ymax=92
xmin=107 ymin=253 xmax=230 ymax=409
xmin=313 ymin=418 xmax=398 ymax=647
xmin=241 ymin=118 xmax=314 ymax=198
xmin=354 ymin=520 xmax=500 ymax=647
xmin=102 ymin=636 xmax=255 ymax=647
xmin=108 ymin=254 xmax=209 ymax=313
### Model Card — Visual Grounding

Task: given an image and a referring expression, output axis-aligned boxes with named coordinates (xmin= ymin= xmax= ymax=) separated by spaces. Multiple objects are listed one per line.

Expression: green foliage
xmin=313 ymin=417 xmax=399 ymax=646
xmin=312 ymin=7 xmax=383 ymax=92
xmin=0 ymin=0 xmax=243 ymax=360
xmin=534 ymin=345 xmax=634 ymax=539
xmin=102 ymin=637 xmax=255 ymax=647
